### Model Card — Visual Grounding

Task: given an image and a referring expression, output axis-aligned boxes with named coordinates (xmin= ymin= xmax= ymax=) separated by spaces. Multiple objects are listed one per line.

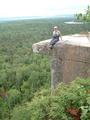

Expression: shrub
xmin=7 ymin=89 xmax=21 ymax=108
xmin=11 ymin=78 xmax=90 ymax=120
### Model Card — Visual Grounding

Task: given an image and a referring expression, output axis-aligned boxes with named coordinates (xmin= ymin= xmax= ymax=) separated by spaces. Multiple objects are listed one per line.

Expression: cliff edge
xmin=32 ymin=34 xmax=90 ymax=89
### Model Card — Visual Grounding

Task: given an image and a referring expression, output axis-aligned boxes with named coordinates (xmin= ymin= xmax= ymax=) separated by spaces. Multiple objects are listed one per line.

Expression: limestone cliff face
xmin=32 ymin=34 xmax=90 ymax=89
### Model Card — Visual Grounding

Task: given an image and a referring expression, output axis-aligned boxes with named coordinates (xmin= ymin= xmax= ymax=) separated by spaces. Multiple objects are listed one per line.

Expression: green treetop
xmin=76 ymin=5 xmax=90 ymax=22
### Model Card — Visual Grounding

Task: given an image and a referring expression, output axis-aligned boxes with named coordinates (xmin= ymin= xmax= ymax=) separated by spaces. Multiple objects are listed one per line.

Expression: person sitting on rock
xmin=49 ymin=26 xmax=62 ymax=49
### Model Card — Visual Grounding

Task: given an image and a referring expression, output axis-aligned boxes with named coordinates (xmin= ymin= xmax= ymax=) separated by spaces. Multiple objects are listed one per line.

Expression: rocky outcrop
xmin=32 ymin=34 xmax=90 ymax=89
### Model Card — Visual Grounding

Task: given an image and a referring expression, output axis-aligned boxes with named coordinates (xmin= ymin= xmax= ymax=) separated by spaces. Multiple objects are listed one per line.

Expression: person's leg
xmin=49 ymin=39 xmax=55 ymax=49
xmin=50 ymin=39 xmax=55 ymax=45
xmin=49 ymin=39 xmax=59 ymax=49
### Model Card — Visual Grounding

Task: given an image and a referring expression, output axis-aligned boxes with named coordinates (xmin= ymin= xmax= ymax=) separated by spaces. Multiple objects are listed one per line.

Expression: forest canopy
xmin=0 ymin=17 xmax=90 ymax=120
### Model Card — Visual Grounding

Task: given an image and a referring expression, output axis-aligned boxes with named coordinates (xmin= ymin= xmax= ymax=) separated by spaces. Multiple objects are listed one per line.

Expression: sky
xmin=0 ymin=0 xmax=90 ymax=18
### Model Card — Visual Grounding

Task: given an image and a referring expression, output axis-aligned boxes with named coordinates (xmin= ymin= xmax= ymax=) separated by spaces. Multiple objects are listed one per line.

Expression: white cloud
xmin=0 ymin=0 xmax=89 ymax=17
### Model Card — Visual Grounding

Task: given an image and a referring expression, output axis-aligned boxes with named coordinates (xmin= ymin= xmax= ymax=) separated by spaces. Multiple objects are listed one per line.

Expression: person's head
xmin=53 ymin=26 xmax=58 ymax=31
